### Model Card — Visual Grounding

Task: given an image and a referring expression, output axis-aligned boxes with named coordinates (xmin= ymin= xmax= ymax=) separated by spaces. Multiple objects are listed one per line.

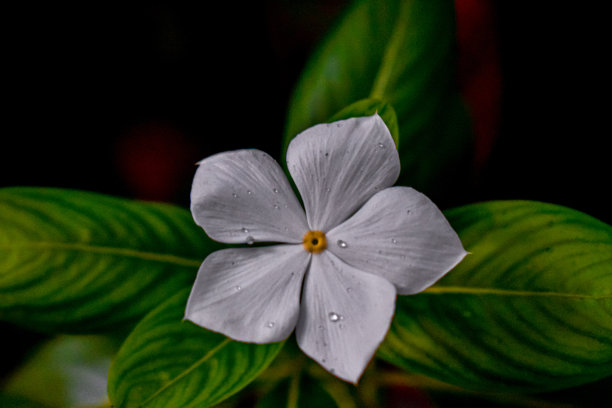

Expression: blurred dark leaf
xmin=283 ymin=0 xmax=472 ymax=200
xmin=2 ymin=335 xmax=117 ymax=408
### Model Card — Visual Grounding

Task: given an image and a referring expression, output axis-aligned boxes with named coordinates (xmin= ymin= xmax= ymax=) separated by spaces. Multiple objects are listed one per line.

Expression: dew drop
xmin=378 ymin=142 xmax=385 ymax=148
xmin=337 ymin=240 xmax=348 ymax=248
xmin=232 ymin=193 xmax=238 ymax=198
xmin=273 ymin=204 xmax=280 ymax=210
xmin=235 ymin=285 xmax=242 ymax=291
xmin=273 ymin=188 xmax=279 ymax=193
xmin=241 ymin=227 xmax=249 ymax=233
xmin=246 ymin=236 xmax=254 ymax=245
xmin=266 ymin=321 xmax=275 ymax=328
xmin=247 ymin=190 xmax=252 ymax=195
xmin=329 ymin=312 xmax=341 ymax=322
xmin=391 ymin=238 xmax=398 ymax=244
xmin=325 ymin=187 xmax=332 ymax=193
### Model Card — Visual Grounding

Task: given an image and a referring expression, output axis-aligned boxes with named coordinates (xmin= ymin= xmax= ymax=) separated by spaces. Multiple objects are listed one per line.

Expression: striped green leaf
xmin=108 ymin=289 xmax=284 ymax=408
xmin=379 ymin=201 xmax=612 ymax=392
xmin=282 ymin=0 xmax=471 ymax=195
xmin=0 ymin=187 xmax=217 ymax=333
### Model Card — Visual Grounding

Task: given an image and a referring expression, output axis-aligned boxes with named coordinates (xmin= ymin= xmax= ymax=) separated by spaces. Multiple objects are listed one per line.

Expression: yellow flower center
xmin=303 ymin=230 xmax=327 ymax=254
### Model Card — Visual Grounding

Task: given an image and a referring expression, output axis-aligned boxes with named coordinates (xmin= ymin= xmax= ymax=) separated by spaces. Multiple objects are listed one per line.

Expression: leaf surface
xmin=283 ymin=0 xmax=472 ymax=194
xmin=379 ymin=201 xmax=612 ymax=392
xmin=108 ymin=289 xmax=284 ymax=408
xmin=0 ymin=187 xmax=217 ymax=332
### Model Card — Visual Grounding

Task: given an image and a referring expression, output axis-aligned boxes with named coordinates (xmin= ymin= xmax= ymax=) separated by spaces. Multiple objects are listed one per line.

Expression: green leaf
xmin=108 ymin=289 xmax=284 ymax=408
xmin=256 ymin=375 xmax=339 ymax=408
xmin=0 ymin=394 xmax=49 ymax=408
xmin=0 ymin=187 xmax=218 ymax=333
xmin=328 ymin=98 xmax=400 ymax=148
xmin=282 ymin=0 xmax=472 ymax=194
xmin=2 ymin=335 xmax=118 ymax=408
xmin=378 ymin=201 xmax=612 ymax=392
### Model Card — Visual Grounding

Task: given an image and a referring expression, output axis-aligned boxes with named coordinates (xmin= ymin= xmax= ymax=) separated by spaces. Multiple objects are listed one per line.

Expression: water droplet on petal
xmin=235 ymin=285 xmax=242 ymax=291
xmin=247 ymin=190 xmax=252 ymax=195
xmin=273 ymin=204 xmax=280 ymax=210
xmin=378 ymin=142 xmax=385 ymax=148
xmin=337 ymin=240 xmax=347 ymax=249
xmin=329 ymin=312 xmax=341 ymax=322
xmin=232 ymin=193 xmax=238 ymax=198
xmin=241 ymin=227 xmax=249 ymax=233
xmin=391 ymin=238 xmax=398 ymax=244
xmin=273 ymin=188 xmax=279 ymax=193
xmin=266 ymin=321 xmax=275 ymax=328
xmin=246 ymin=236 xmax=254 ymax=245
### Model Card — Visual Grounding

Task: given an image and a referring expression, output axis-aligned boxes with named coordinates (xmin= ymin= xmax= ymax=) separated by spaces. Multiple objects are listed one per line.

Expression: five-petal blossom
xmin=185 ymin=114 xmax=467 ymax=383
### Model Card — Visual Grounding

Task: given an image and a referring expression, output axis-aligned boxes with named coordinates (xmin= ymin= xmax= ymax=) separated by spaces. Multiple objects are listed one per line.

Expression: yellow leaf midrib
xmin=0 ymin=241 xmax=202 ymax=268
xmin=424 ymin=286 xmax=612 ymax=301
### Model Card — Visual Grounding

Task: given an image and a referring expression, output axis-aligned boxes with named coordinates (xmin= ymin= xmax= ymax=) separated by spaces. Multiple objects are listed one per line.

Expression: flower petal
xmin=327 ymin=187 xmax=467 ymax=294
xmin=185 ymin=245 xmax=310 ymax=343
xmin=191 ymin=149 xmax=309 ymax=244
xmin=296 ymin=251 xmax=396 ymax=383
xmin=286 ymin=114 xmax=400 ymax=231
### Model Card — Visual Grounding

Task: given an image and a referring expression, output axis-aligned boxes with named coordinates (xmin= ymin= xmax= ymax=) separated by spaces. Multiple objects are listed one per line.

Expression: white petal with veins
xmin=191 ymin=149 xmax=309 ymax=244
xmin=286 ymin=115 xmax=400 ymax=231
xmin=296 ymin=251 xmax=396 ymax=383
xmin=327 ymin=187 xmax=467 ymax=294
xmin=185 ymin=245 xmax=310 ymax=343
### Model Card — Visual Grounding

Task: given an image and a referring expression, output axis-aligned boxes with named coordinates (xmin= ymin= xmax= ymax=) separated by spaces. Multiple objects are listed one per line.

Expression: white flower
xmin=185 ymin=114 xmax=467 ymax=383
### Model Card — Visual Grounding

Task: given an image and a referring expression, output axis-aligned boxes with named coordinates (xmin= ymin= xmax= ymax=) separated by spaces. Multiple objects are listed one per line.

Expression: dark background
xmin=3 ymin=1 xmax=609 ymax=223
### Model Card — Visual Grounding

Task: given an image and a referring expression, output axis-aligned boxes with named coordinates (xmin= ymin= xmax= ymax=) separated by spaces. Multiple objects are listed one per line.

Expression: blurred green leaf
xmin=2 ymin=335 xmax=117 ymax=408
xmin=0 ymin=394 xmax=50 ymax=408
xmin=379 ymin=201 xmax=612 ymax=392
xmin=0 ymin=187 xmax=218 ymax=333
xmin=256 ymin=375 xmax=338 ymax=408
xmin=283 ymin=0 xmax=471 ymax=195
xmin=107 ymin=289 xmax=284 ymax=408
